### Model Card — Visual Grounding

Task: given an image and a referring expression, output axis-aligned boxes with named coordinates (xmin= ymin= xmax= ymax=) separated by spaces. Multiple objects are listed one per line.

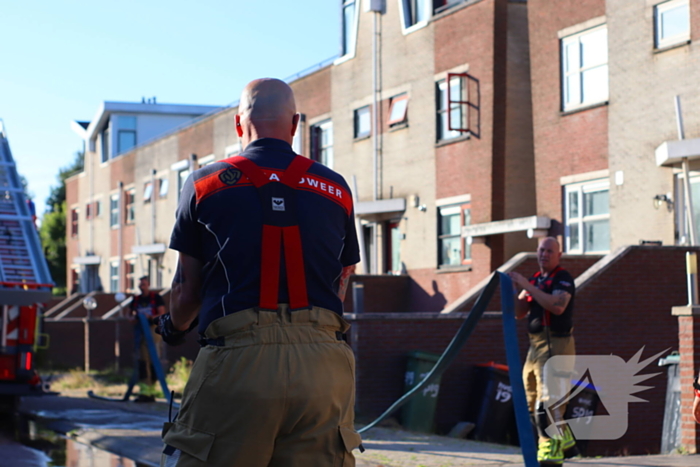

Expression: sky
xmin=0 ymin=0 xmax=340 ymax=216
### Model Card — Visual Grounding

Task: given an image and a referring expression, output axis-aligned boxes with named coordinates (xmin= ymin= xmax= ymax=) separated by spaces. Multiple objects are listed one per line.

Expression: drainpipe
xmin=118 ymin=181 xmax=124 ymax=292
xmin=371 ymin=8 xmax=383 ymax=274
xmin=89 ymin=138 xmax=94 ymax=256
xmin=372 ymin=9 xmax=380 ymax=202
xmin=150 ymin=168 xmax=156 ymax=245
xmin=150 ymin=168 xmax=158 ymax=287
xmin=676 ymin=96 xmax=697 ymax=246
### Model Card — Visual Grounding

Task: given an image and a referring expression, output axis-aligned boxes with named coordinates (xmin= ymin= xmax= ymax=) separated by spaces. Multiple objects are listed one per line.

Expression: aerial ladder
xmin=0 ymin=120 xmax=53 ymax=399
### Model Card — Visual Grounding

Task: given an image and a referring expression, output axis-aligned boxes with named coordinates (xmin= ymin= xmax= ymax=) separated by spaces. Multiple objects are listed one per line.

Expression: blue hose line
xmin=137 ymin=313 xmax=173 ymax=405
xmin=357 ymin=273 xmax=500 ymax=434
xmin=498 ymin=272 xmax=538 ymax=467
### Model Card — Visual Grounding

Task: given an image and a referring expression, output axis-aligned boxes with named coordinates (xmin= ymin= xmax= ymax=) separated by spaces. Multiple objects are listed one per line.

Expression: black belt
xmin=198 ymin=331 xmax=347 ymax=347
xmin=549 ymin=331 xmax=572 ymax=338
xmin=529 ymin=330 xmax=572 ymax=338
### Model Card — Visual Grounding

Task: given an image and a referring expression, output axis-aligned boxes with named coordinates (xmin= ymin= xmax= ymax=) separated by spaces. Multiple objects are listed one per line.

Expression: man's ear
xmin=291 ymin=113 xmax=300 ymax=137
xmin=235 ymin=114 xmax=243 ymax=138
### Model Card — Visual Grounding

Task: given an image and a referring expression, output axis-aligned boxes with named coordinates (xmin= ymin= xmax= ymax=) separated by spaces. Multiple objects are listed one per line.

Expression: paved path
xmin=12 ymin=395 xmax=700 ymax=467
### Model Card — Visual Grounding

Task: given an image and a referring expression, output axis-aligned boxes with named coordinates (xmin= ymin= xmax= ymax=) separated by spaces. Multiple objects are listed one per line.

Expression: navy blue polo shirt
xmin=527 ymin=267 xmax=575 ymax=334
xmin=169 ymin=138 xmax=360 ymax=333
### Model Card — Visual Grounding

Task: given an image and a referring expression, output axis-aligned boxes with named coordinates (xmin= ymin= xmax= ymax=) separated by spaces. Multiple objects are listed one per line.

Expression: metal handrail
xmin=102 ymin=296 xmax=133 ymax=320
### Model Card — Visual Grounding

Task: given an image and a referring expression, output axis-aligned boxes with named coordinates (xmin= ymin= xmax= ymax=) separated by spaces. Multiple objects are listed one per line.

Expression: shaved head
xmin=538 ymin=236 xmax=560 ymax=252
xmin=240 ymin=78 xmax=296 ymax=121
xmin=236 ymin=78 xmax=299 ymax=148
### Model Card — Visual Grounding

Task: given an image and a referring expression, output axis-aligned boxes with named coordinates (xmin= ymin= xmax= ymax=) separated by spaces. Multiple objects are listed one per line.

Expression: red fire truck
xmin=0 ymin=121 xmax=53 ymax=402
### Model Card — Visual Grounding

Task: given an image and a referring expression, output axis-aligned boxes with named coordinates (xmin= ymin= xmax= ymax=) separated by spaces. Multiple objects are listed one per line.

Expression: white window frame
xmin=561 ymin=25 xmax=609 ymax=111
xmin=143 ymin=181 xmax=153 ymax=203
xmin=398 ymin=0 xmax=431 ymax=35
xmin=436 ymin=77 xmax=466 ymax=141
xmin=311 ymin=119 xmax=334 ymax=168
xmin=564 ymin=179 xmax=610 ymax=254
xmin=110 ymin=194 xmax=119 ymax=228
xmin=354 ymin=106 xmax=371 ymax=139
xmin=336 ymin=0 xmax=360 ymax=64
xmin=655 ymin=0 xmax=690 ymax=49
xmin=388 ymin=94 xmax=409 ymax=126
xmin=125 ymin=188 xmax=135 ymax=224
xmin=100 ymin=127 xmax=110 ymax=163
xmin=198 ymin=154 xmax=216 ymax=167
xmin=674 ymin=172 xmax=700 ymax=245
xmin=159 ymin=177 xmax=169 ymax=198
xmin=125 ymin=258 xmax=137 ymax=293
xmin=437 ymin=202 xmax=472 ymax=268
xmin=109 ymin=261 xmax=120 ymax=293
xmin=225 ymin=143 xmax=241 ymax=157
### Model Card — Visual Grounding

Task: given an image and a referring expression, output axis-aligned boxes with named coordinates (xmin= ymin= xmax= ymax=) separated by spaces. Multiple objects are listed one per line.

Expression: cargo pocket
xmin=162 ymin=421 xmax=216 ymax=465
xmin=338 ymin=426 xmax=363 ymax=467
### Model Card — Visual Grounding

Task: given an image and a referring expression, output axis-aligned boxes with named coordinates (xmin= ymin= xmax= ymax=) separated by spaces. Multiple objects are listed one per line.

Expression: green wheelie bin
xmin=401 ymin=350 xmax=442 ymax=432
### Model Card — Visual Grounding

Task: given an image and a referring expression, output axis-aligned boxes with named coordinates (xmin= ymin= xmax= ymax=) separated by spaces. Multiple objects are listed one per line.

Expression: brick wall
xmin=177 ymin=118 xmax=214 ymax=162
xmin=350 ymin=246 xmax=693 ymax=455
xmin=677 ymin=314 xmax=700 ymax=453
xmin=528 ymin=0 xmax=608 ymax=221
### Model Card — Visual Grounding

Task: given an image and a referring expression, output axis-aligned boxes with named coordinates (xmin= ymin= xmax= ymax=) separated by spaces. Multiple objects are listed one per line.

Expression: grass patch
xmin=166 ymin=357 xmax=193 ymax=396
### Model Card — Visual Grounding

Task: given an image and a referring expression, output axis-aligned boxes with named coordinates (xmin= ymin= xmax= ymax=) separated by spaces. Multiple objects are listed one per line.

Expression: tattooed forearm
xmin=337 ymin=265 xmax=356 ymax=302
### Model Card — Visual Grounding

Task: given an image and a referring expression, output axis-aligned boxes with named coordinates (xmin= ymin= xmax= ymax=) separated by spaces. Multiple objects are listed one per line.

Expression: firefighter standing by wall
xmin=130 ymin=275 xmax=166 ymax=386
xmin=510 ymin=237 xmax=577 ymax=466
xmin=157 ymin=78 xmax=361 ymax=466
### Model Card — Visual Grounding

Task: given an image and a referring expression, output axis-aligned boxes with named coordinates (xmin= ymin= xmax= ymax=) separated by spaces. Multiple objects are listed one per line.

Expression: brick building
xmin=66 ymin=0 xmax=536 ymax=307
xmin=61 ymin=0 xmax=700 ymax=455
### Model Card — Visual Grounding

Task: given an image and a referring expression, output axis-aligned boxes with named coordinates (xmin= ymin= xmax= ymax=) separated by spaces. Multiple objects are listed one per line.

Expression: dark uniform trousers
xmin=161 ymin=305 xmax=361 ymax=467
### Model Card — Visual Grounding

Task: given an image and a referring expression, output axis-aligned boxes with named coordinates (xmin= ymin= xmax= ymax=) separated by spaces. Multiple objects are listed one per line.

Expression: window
xmin=110 ymin=261 xmax=119 ymax=293
xmin=225 ymin=143 xmax=241 ymax=157
xmin=655 ymin=0 xmax=690 ymax=49
xmin=434 ymin=0 xmax=465 ymax=14
xmin=292 ymin=115 xmax=305 ymax=154
xmin=354 ymin=106 xmax=371 ymax=139
xmin=71 ymin=208 xmax=79 ymax=237
xmin=564 ymin=180 xmax=610 ymax=254
xmin=198 ymin=155 xmax=216 ymax=167
xmin=675 ymin=173 xmax=700 ymax=244
xmin=86 ymin=201 xmax=101 ymax=219
xmin=117 ymin=116 xmax=137 ymax=155
xmin=110 ymin=194 xmax=119 ymax=228
xmin=437 ymin=75 xmax=466 ymax=140
xmin=387 ymin=221 xmax=402 ymax=274
xmin=388 ymin=94 xmax=409 ymax=127
xmin=143 ymin=182 xmax=153 ymax=203
xmin=561 ymin=26 xmax=608 ymax=111
xmin=310 ymin=120 xmax=334 ymax=168
xmin=401 ymin=0 xmax=428 ymax=29
xmin=342 ymin=0 xmax=358 ymax=56
xmin=159 ymin=178 xmax=169 ymax=198
xmin=125 ymin=259 xmax=136 ymax=292
xmin=438 ymin=203 xmax=471 ymax=267
xmin=101 ymin=127 xmax=110 ymax=163
xmin=178 ymin=169 xmax=190 ymax=200
xmin=125 ymin=189 xmax=135 ymax=224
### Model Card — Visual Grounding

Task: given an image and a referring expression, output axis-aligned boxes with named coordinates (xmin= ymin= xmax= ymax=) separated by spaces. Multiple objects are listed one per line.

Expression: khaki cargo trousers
xmin=161 ymin=305 xmax=362 ymax=467
xmin=523 ymin=331 xmax=576 ymax=423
